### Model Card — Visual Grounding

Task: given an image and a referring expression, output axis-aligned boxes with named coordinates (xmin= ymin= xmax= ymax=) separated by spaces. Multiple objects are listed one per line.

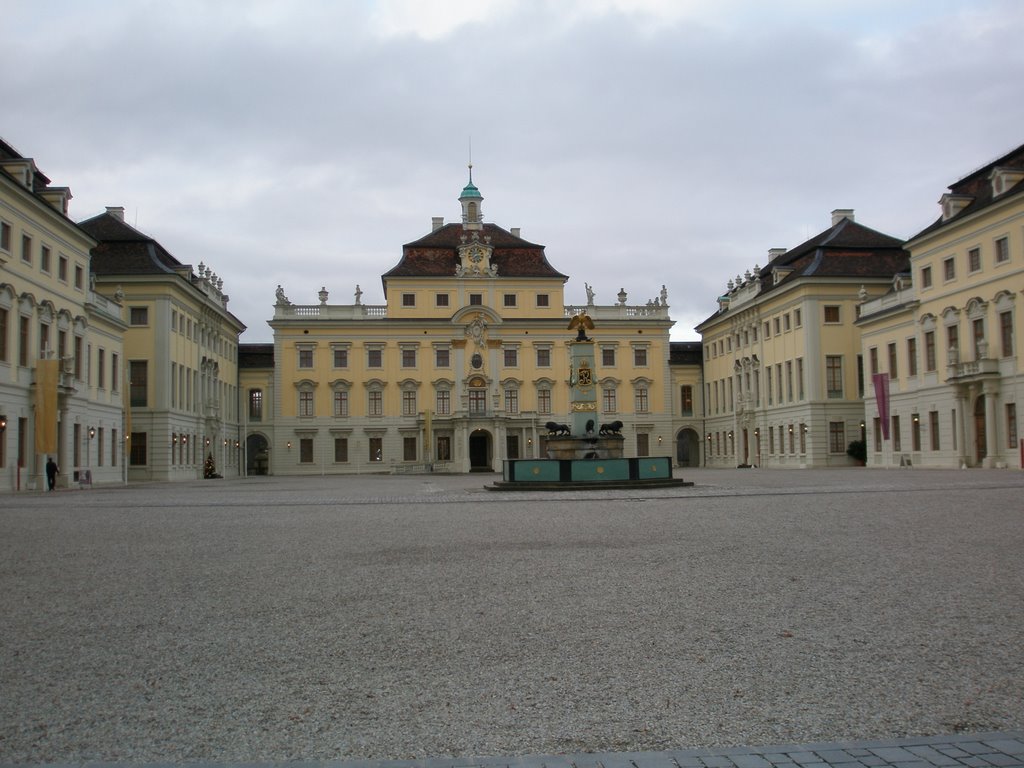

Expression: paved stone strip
xmin=6 ymin=733 xmax=1019 ymax=768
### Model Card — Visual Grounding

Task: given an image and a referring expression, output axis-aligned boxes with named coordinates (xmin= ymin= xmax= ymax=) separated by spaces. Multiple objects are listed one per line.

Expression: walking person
xmin=45 ymin=457 xmax=58 ymax=491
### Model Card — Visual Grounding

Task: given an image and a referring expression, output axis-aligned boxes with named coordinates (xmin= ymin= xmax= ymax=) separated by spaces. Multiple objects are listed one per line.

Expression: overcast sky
xmin=4 ymin=0 xmax=1023 ymax=342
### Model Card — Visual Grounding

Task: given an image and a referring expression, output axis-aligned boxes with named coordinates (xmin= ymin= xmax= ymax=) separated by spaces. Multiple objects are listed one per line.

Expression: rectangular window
xmin=129 ymin=306 xmax=149 ymax=325
xmin=947 ymin=324 xmax=959 ymax=359
xmin=368 ymin=390 xmax=383 ymax=416
xmin=796 ymin=358 xmax=804 ymax=400
xmin=73 ymin=265 xmax=83 ymax=289
xmin=921 ymin=265 xmax=932 ymax=288
xmin=766 ymin=367 xmax=773 ymax=405
xmin=0 ymin=221 xmax=9 ymax=252
xmin=97 ymin=348 xmax=106 ymax=389
xmin=401 ymin=348 xmax=416 ymax=368
xmin=636 ymin=433 xmax=649 ymax=457
xmin=929 ymin=411 xmax=940 ymax=451
xmin=58 ymin=254 xmax=67 ymax=282
xmin=0 ymin=307 xmax=7 ymax=363
xmin=22 ymin=234 xmax=32 ymax=264
xmin=129 ymin=361 xmax=148 ymax=407
xmin=538 ymin=388 xmax=552 ymax=415
xmin=799 ymin=423 xmax=807 ymax=454
xmin=111 ymin=429 xmax=118 ymax=467
xmin=873 ymin=417 xmax=882 ymax=452
xmin=40 ymin=245 xmax=51 ymax=272
xmin=973 ymin=318 xmax=985 ymax=359
xmin=504 ymin=388 xmax=519 ymax=414
xmin=968 ymin=247 xmax=981 ymax=272
xmin=603 ymin=387 xmax=617 ymax=413
xmin=869 ymin=346 xmax=879 ymax=375
xmin=783 ymin=313 xmax=791 ymax=331
xmin=995 ymin=236 xmax=1009 ymax=263
xmin=367 ymin=348 xmax=382 ymax=368
xmin=1007 ymin=403 xmax=1018 ymax=449
xmin=249 ymin=389 xmax=263 ymax=420
xmin=506 ymin=435 xmax=520 ymax=460
xmin=436 ymin=389 xmax=451 ymax=415
xmin=404 ymin=437 xmax=417 ymax=461
xmin=299 ymin=438 xmax=314 ymax=463
xmin=911 ymin=414 xmax=921 ymax=452
xmin=826 ymin=355 xmax=843 ymax=398
xmin=943 ymin=256 xmax=955 ymax=281
xmin=768 ymin=426 xmax=774 ymax=454
xmin=680 ymin=385 xmax=693 ymax=416
xmin=469 ymin=293 xmax=482 ymax=306
xmin=635 ymin=387 xmax=649 ymax=413
xmin=369 ymin=437 xmax=383 ymax=462
xmin=436 ymin=435 xmax=451 ymax=461
xmin=888 ymin=342 xmax=898 ymax=379
xmin=829 ymin=422 xmax=845 ymax=453
xmin=334 ymin=438 xmax=349 ymax=463
xmin=130 ymin=432 xmax=147 ymax=466
xmin=18 ymin=316 xmax=29 ymax=366
xmin=401 ymin=293 xmax=415 ymax=307
xmin=503 ymin=293 xmax=517 ymax=307
xmin=536 ymin=293 xmax=549 ymax=307
xmin=536 ymin=347 xmax=551 ymax=367
xmin=892 ymin=415 xmax=902 ymax=452
xmin=907 ymin=338 xmax=918 ymax=377
xmin=334 ymin=390 xmax=348 ymax=417
xmin=602 ymin=347 xmax=615 ymax=367
xmin=402 ymin=390 xmax=417 ymax=416
xmin=785 ymin=361 xmax=793 ymax=402
xmin=633 ymin=347 xmax=647 ymax=366
xmin=952 ymin=409 xmax=958 ymax=450
xmin=435 ymin=347 xmax=450 ymax=367
xmin=435 ymin=293 xmax=449 ymax=307
xmin=1000 ymin=311 xmax=1014 ymax=357
xmin=299 ymin=390 xmax=314 ymax=417
xmin=925 ymin=330 xmax=936 ymax=371
xmin=824 ymin=305 xmax=840 ymax=324
xmin=333 ymin=348 xmax=348 ymax=368
xmin=298 ymin=349 xmax=313 ymax=368
xmin=788 ymin=425 xmax=795 ymax=454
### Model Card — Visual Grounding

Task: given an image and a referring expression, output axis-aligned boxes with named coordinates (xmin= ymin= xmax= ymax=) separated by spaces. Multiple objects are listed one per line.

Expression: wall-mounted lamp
xmin=527 ymin=437 xmax=533 ymax=445
xmin=88 ymin=427 xmax=96 ymax=439
xmin=172 ymin=435 xmax=178 ymax=445
xmin=706 ymin=433 xmax=712 ymax=441
xmin=234 ymin=440 xmax=240 ymax=448
xmin=657 ymin=435 xmax=663 ymax=444
xmin=912 ymin=415 xmax=920 ymax=423
xmin=181 ymin=435 xmax=188 ymax=444
xmin=754 ymin=428 xmax=760 ymax=437
xmin=286 ymin=441 xmax=292 ymax=450
xmin=802 ymin=425 xmax=809 ymax=433
xmin=223 ymin=438 xmax=229 ymax=446
xmin=860 ymin=421 xmax=866 ymax=429
xmin=205 ymin=437 xmax=211 ymax=447
xmin=0 ymin=415 xmax=7 ymax=433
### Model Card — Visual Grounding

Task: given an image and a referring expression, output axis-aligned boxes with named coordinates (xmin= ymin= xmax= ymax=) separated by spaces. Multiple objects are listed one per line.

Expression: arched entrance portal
xmin=974 ymin=395 xmax=987 ymax=465
xmin=246 ymin=433 xmax=270 ymax=475
xmin=676 ymin=428 xmax=700 ymax=467
xmin=469 ymin=429 xmax=492 ymax=472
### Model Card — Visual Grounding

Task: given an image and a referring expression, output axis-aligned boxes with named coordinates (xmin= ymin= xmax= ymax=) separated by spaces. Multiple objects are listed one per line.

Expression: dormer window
xmin=940 ymin=193 xmax=973 ymax=221
xmin=989 ymin=167 xmax=1024 ymax=198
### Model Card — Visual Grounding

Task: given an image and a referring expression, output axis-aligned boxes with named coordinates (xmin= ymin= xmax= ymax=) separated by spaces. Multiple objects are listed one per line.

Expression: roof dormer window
xmin=989 ymin=166 xmax=1024 ymax=198
xmin=939 ymin=193 xmax=973 ymax=221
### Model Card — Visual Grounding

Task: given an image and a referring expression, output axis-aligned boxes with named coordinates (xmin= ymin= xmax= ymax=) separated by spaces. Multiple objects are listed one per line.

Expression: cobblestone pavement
xmin=1 ymin=468 xmax=1022 ymax=765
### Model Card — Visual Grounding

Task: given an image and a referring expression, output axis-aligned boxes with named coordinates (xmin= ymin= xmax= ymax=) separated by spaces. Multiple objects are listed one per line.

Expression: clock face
xmin=469 ymin=246 xmax=483 ymax=263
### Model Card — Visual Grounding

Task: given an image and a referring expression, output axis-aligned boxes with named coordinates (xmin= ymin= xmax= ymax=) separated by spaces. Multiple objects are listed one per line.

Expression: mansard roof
xmin=383 ymin=223 xmax=568 ymax=280
xmin=696 ymin=216 xmax=908 ymax=329
xmin=909 ymin=141 xmax=1024 ymax=241
xmin=78 ymin=210 xmax=185 ymax=276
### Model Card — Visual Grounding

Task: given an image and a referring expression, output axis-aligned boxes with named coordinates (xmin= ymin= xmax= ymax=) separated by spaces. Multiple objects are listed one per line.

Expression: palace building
xmin=857 ymin=143 xmax=1023 ymax=468
xmin=1 ymin=138 xmax=126 ymax=492
xmin=695 ymin=210 xmax=908 ymax=467
xmin=254 ymin=169 xmax=678 ymax=475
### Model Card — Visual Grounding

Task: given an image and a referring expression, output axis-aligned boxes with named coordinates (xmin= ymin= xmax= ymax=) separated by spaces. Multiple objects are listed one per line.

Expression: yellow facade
xmin=80 ymin=208 xmax=246 ymax=481
xmin=1 ymin=141 xmax=126 ymax=491
xmin=697 ymin=211 xmax=907 ymax=467
xmin=858 ymin=146 xmax=1023 ymax=468
xmin=262 ymin=176 xmax=676 ymax=474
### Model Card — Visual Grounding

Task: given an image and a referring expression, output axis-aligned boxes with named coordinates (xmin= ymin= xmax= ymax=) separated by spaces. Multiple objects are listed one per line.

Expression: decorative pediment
xmin=455 ymin=236 xmax=497 ymax=277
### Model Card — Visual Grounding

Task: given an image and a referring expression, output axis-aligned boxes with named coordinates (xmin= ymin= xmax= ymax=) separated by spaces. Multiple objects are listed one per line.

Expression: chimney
xmin=831 ymin=208 xmax=854 ymax=226
xmin=431 ymin=216 xmax=444 ymax=232
xmin=767 ymin=248 xmax=787 ymax=262
xmin=511 ymin=227 xmax=521 ymax=238
xmin=106 ymin=206 xmax=125 ymax=221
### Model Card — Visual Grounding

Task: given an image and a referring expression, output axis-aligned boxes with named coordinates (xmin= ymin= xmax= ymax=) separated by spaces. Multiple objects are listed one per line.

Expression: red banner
xmin=873 ymin=373 xmax=891 ymax=440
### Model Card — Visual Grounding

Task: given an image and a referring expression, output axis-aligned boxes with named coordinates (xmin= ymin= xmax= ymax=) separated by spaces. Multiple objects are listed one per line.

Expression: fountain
xmin=488 ymin=313 xmax=690 ymax=490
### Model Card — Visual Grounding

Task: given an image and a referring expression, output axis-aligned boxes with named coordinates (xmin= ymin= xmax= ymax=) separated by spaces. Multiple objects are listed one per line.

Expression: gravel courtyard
xmin=1 ymin=469 xmax=1022 ymax=763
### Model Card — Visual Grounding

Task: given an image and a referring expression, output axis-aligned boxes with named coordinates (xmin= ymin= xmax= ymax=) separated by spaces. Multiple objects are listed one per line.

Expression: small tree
xmin=846 ymin=439 xmax=867 ymax=465
xmin=204 ymin=453 xmax=218 ymax=478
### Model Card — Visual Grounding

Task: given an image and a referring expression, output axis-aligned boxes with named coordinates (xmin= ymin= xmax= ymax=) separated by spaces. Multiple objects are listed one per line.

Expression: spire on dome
xmin=459 ymin=162 xmax=484 ymax=229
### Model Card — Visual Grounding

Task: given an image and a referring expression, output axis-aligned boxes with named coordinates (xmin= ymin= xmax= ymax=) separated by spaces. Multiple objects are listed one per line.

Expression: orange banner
xmin=35 ymin=359 xmax=59 ymax=454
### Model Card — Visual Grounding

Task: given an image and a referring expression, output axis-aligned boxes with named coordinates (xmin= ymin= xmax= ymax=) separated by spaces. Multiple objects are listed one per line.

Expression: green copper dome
xmin=459 ymin=165 xmax=483 ymax=199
